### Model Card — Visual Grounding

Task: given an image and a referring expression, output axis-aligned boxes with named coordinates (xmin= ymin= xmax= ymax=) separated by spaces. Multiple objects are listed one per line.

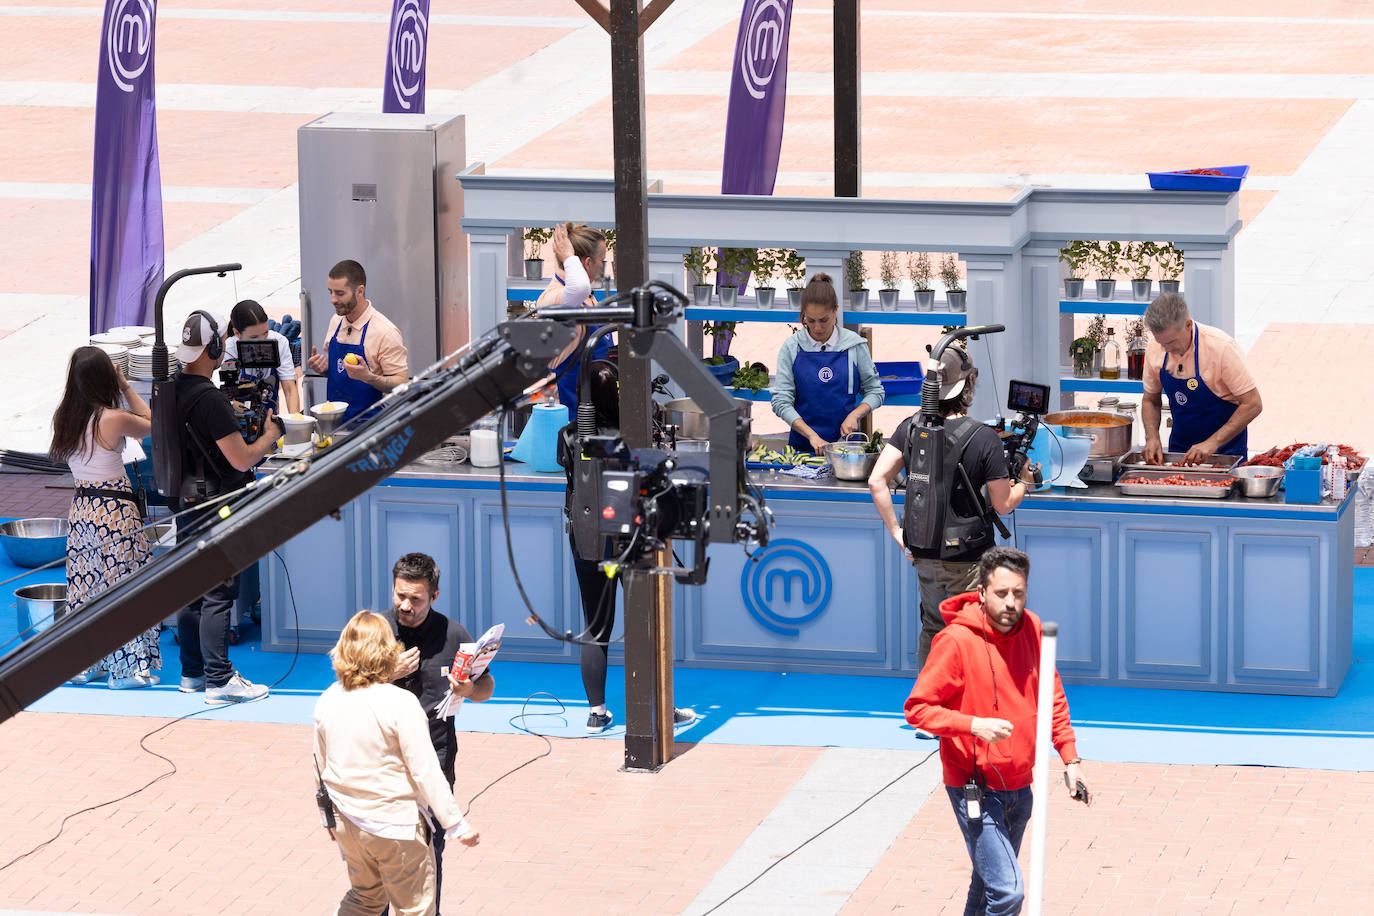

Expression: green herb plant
xmin=844 ymin=250 xmax=867 ymax=291
xmin=523 ymin=226 xmax=553 ymax=261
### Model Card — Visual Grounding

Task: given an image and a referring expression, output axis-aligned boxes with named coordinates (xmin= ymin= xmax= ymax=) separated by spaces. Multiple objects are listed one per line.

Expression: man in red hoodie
xmin=904 ymin=546 xmax=1090 ymax=916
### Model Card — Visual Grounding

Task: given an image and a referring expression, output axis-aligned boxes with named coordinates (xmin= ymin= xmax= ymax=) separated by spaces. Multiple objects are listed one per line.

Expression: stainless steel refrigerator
xmin=297 ymin=112 xmax=468 ymax=378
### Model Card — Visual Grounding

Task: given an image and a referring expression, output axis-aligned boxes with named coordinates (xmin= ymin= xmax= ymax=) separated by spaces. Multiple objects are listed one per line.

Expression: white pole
xmin=1027 ymin=620 xmax=1058 ymax=916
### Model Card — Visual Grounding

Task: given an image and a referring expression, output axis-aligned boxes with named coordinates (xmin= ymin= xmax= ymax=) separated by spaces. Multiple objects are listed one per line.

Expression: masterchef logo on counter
xmin=741 ymin=538 xmax=831 ymax=636
xmin=345 ymin=425 xmax=415 ymax=474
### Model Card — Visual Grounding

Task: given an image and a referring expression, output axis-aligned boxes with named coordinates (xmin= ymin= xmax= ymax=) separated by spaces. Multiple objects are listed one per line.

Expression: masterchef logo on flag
xmin=384 ymin=0 xmax=430 ymax=113
xmin=106 ymin=0 xmax=154 ymax=92
xmin=721 ymin=0 xmax=793 ymax=198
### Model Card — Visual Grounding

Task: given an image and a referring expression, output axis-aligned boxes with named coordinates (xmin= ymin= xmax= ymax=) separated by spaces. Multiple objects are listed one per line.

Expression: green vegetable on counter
xmin=865 ymin=430 xmax=884 ymax=454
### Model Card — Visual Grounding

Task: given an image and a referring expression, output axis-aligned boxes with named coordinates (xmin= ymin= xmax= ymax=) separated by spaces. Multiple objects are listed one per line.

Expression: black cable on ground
xmin=0 ymin=549 xmax=303 ymax=875
xmin=700 ymin=745 xmax=942 ymax=915
xmin=462 ymin=691 xmax=568 ymax=817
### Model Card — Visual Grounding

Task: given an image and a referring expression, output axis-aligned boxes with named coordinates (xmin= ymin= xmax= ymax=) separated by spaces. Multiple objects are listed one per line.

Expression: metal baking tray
xmin=1115 ymin=470 xmax=1236 ymax=499
xmin=1119 ymin=450 xmax=1242 ymax=475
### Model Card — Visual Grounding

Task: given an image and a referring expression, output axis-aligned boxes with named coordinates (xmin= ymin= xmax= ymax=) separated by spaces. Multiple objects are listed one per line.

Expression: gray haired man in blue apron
xmin=1141 ymin=293 xmax=1262 ymax=466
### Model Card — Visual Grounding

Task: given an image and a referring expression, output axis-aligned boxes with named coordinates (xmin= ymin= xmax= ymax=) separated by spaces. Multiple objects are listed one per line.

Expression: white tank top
xmin=67 ymin=414 xmax=128 ymax=483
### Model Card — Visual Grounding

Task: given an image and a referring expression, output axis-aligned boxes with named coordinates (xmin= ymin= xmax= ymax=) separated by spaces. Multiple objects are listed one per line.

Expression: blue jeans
xmin=945 ymin=784 xmax=1033 ymax=916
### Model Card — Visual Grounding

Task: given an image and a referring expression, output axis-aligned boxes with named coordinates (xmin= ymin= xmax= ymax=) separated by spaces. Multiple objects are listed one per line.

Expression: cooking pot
xmin=661 ymin=397 xmax=753 ymax=440
xmin=1043 ymin=410 xmax=1132 ymax=458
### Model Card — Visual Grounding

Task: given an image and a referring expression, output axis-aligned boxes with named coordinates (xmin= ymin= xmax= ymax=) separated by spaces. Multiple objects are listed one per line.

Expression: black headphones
xmin=187 ymin=310 xmax=223 ymax=361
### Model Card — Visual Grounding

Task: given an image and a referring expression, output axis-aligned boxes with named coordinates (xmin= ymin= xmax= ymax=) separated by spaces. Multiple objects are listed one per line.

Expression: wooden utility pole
xmin=834 ymin=0 xmax=861 ymax=198
xmin=582 ymin=0 xmax=676 ymax=771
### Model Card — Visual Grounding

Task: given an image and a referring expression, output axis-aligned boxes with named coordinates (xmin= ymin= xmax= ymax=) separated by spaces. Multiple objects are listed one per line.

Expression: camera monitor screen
xmin=234 ymin=339 xmax=279 ymax=369
xmin=1007 ymin=379 xmax=1050 ymax=415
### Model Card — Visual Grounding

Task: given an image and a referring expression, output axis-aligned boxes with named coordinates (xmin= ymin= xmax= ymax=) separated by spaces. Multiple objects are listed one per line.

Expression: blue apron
xmin=327 ymin=319 xmax=383 ymax=422
xmin=548 ymin=274 xmax=611 ymax=415
xmin=1161 ymin=322 xmax=1247 ymax=457
xmin=787 ymin=345 xmax=854 ymax=451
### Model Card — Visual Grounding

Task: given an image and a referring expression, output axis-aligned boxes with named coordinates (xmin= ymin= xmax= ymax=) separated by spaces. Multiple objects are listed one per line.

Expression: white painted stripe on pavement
xmin=0 ymin=7 xmax=588 ymax=27
xmin=684 ymin=746 xmax=944 ymax=916
xmin=0 ymin=182 xmax=276 ymax=204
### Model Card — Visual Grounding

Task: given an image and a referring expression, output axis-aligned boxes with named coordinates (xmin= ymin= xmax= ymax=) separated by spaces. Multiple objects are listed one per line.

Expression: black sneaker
xmin=586 ymin=711 xmax=613 ymax=733
xmin=672 ymin=707 xmax=697 ymax=726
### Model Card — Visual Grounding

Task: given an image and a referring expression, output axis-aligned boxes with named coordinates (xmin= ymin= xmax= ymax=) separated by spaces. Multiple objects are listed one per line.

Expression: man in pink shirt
xmin=1141 ymin=293 xmax=1262 ymax=465
xmin=307 ymin=259 xmax=410 ymax=422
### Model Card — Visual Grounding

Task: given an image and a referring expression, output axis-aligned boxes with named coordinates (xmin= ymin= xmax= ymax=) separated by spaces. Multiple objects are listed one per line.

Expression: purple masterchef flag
xmin=383 ymin=0 xmax=431 ymax=113
xmin=721 ymin=0 xmax=793 ymax=196
xmin=719 ymin=0 xmax=793 ymax=291
xmin=90 ymin=0 xmax=164 ymax=333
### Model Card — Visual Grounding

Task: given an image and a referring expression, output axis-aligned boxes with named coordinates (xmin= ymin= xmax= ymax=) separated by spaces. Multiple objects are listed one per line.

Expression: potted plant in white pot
xmin=878 ymin=251 xmax=902 ymax=311
xmin=715 ymin=247 xmax=751 ymax=307
xmin=752 ymin=248 xmax=780 ymax=309
xmin=1155 ymin=242 xmax=1183 ymax=294
xmin=684 ymin=246 xmax=714 ymax=307
xmin=523 ymin=226 xmax=553 ymax=280
xmin=779 ymin=249 xmax=806 ymax=309
xmin=845 ymin=250 xmax=869 ymax=310
xmin=1057 ymin=240 xmax=1092 ymax=299
xmin=939 ymin=253 xmax=965 ymax=311
xmin=1125 ymin=241 xmax=1156 ymax=301
xmin=1090 ymin=240 xmax=1121 ymax=300
xmin=908 ymin=251 xmax=935 ymax=311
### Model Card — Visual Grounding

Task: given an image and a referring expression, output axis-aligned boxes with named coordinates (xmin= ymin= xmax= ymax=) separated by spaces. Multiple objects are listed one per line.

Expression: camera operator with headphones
xmin=868 ymin=346 xmax=1039 ymax=671
xmin=170 ymin=310 xmax=281 ymax=705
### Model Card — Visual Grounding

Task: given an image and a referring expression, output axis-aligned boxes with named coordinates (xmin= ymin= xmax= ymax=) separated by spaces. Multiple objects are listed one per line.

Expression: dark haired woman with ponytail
xmin=49 ymin=346 xmax=161 ymax=688
xmin=770 ymin=273 xmax=885 ymax=453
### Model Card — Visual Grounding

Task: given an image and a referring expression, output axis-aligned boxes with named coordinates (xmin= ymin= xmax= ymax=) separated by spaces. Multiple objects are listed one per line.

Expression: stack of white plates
xmin=94 ymin=342 xmax=130 ymax=376
xmin=126 ymin=345 xmax=180 ymax=380
xmin=91 ymin=328 xmax=143 ymax=348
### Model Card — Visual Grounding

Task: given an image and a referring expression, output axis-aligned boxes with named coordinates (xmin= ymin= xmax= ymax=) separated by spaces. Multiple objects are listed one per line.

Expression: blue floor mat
xmin=5 ymin=518 xmax=1373 ymax=770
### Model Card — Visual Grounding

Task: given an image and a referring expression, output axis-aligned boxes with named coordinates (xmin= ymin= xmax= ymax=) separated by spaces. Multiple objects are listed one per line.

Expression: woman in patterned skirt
xmin=49 ymin=346 xmax=161 ymax=688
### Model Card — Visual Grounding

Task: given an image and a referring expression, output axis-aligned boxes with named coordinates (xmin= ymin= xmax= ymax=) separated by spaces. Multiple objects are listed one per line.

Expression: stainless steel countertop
xmin=262 ymin=455 xmax=1350 ymax=514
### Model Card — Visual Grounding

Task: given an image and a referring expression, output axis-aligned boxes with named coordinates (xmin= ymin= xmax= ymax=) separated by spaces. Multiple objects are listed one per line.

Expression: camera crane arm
xmin=0 ymin=283 xmax=755 ymax=726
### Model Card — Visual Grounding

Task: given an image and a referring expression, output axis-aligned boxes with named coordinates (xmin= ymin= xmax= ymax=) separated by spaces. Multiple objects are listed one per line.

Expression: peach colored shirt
xmin=1142 ymin=319 xmax=1256 ymax=403
xmin=323 ymin=303 xmax=408 ymax=382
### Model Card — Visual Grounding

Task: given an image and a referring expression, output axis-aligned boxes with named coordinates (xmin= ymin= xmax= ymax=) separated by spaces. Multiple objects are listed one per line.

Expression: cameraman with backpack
xmin=169 ymin=310 xmax=281 ymax=704
xmin=868 ymin=345 xmax=1039 ymax=669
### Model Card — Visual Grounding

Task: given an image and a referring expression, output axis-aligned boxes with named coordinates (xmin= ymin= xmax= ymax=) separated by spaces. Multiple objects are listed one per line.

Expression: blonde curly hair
xmin=330 ymin=611 xmax=400 ymax=690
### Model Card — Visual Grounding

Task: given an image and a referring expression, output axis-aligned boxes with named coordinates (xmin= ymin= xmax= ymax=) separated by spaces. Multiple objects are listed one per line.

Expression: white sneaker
xmin=179 ymin=676 xmax=206 ymax=693
xmin=108 ymin=672 xmax=159 ymax=690
xmin=205 ymin=673 xmax=269 ymax=705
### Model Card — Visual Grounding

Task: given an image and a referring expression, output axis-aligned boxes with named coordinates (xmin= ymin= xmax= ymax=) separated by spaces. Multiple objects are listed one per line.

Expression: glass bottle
xmin=1099 ymin=327 xmax=1122 ymax=379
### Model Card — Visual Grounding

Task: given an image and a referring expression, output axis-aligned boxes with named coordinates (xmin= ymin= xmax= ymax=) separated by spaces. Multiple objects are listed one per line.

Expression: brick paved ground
xmin=1 ymin=712 xmax=1372 ymax=915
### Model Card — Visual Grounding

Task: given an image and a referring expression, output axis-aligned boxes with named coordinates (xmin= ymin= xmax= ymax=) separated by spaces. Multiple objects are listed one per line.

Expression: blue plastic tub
xmin=875 ymin=361 xmax=924 ymax=395
xmin=1285 ymin=467 xmax=1323 ymax=504
xmin=1147 ymin=165 xmax=1249 ymax=192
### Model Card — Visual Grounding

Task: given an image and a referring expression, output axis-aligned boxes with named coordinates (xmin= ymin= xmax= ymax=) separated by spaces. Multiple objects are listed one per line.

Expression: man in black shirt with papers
xmin=381 ymin=552 xmax=494 ymax=915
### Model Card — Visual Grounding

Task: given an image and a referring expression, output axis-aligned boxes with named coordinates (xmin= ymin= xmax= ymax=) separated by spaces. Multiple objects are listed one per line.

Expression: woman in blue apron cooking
xmin=771 ymin=273 xmax=885 ymax=453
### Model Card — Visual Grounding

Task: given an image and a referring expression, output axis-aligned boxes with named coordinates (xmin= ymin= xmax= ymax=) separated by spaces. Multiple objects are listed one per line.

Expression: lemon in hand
xmin=344 ymin=353 xmax=360 ymax=366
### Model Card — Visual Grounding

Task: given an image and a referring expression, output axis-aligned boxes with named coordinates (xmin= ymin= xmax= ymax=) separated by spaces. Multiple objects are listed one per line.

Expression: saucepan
xmin=660 ymin=397 xmax=753 ymax=440
xmin=1042 ymin=410 xmax=1132 ymax=458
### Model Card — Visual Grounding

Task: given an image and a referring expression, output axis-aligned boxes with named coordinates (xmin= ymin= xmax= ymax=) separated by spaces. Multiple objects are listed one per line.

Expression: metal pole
xmin=1027 ymin=620 xmax=1059 ymax=916
xmin=652 ymin=546 xmax=675 ymax=763
xmin=609 ymin=0 xmax=670 ymax=772
xmin=833 ymin=0 xmax=861 ymax=199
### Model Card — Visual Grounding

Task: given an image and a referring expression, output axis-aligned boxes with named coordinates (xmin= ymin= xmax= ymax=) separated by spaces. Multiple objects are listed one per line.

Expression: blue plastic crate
xmin=1147 ymin=165 xmax=1249 ymax=192
xmin=1285 ymin=467 xmax=1322 ymax=504
xmin=875 ymin=361 xmax=924 ymax=395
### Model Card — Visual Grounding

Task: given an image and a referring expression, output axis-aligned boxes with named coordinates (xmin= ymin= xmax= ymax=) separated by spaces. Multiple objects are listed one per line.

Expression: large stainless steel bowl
xmin=1233 ymin=465 xmax=1284 ymax=498
xmin=15 ymin=583 xmax=66 ymax=634
xmin=1043 ymin=410 xmax=1133 ymax=458
xmin=825 ymin=440 xmax=879 ymax=481
xmin=661 ymin=397 xmax=753 ymax=440
xmin=0 ymin=518 xmax=69 ymax=568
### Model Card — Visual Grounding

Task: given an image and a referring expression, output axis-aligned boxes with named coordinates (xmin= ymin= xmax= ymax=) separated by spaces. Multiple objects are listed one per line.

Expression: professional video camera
xmin=555 ymin=284 xmax=768 ymax=585
xmin=998 ymin=379 xmax=1049 ymax=486
xmin=218 ymin=338 xmax=279 ymax=443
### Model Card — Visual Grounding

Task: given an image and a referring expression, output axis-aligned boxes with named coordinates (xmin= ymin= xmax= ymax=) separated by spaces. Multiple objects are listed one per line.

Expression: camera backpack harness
xmin=900 ymin=327 xmax=1013 ymax=558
